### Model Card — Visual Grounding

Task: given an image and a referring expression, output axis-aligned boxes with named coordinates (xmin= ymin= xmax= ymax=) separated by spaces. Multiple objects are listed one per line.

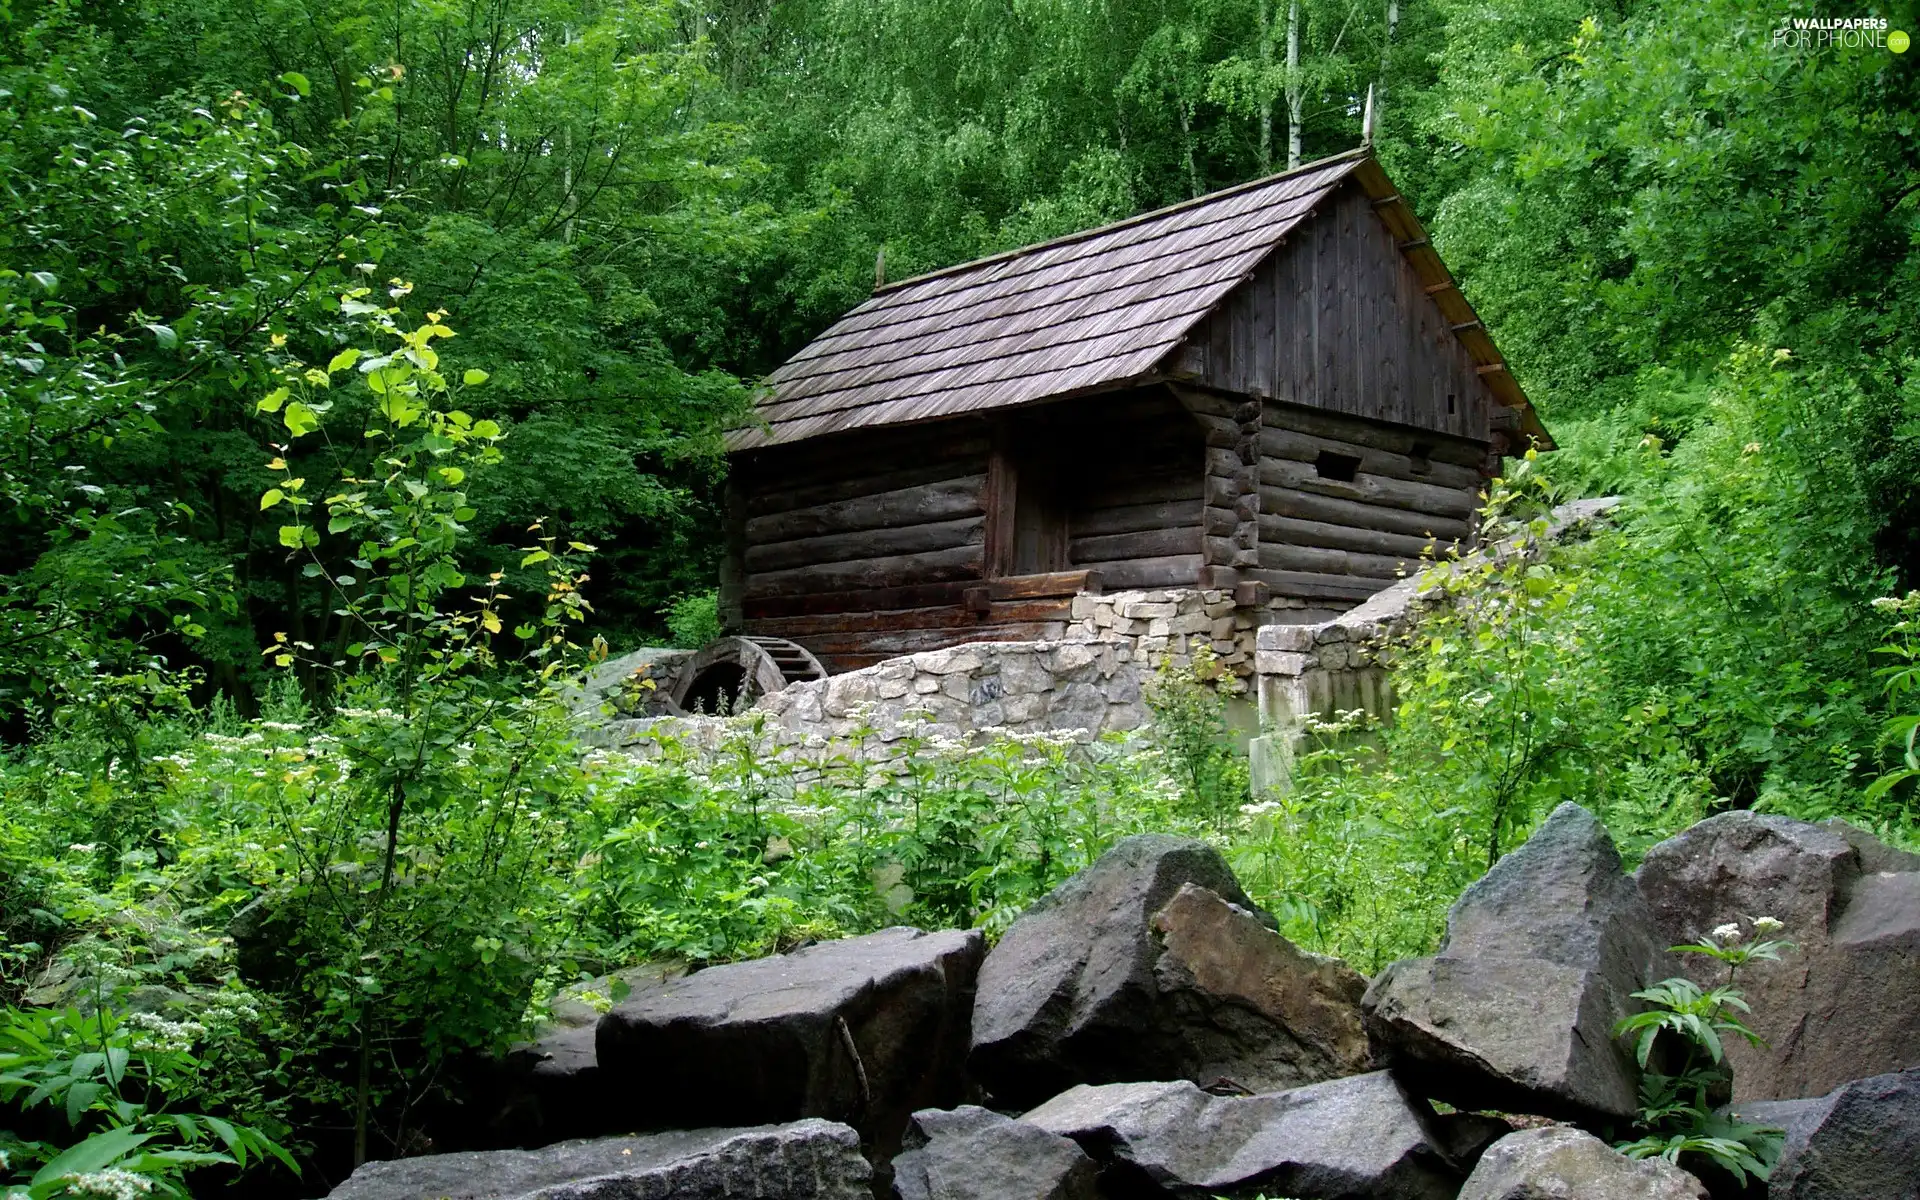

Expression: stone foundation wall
xmin=586 ymin=498 xmax=1619 ymax=767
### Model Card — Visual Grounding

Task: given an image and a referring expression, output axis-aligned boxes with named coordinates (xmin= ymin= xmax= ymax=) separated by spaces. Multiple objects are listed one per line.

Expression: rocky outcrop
xmin=1728 ymin=1067 xmax=1920 ymax=1199
xmin=1455 ymin=1126 xmax=1707 ymax=1200
xmin=1363 ymin=803 xmax=1670 ymax=1125
xmin=1149 ymin=882 xmax=1374 ymax=1092
xmin=463 ymin=961 xmax=685 ymax=1146
xmin=1636 ymin=812 xmax=1920 ymax=1101
xmin=596 ymin=927 xmax=981 ymax=1170
xmin=327 ymin=1119 xmax=871 ymax=1199
xmin=969 ymin=835 xmax=1371 ymax=1107
xmin=1021 ymin=1072 xmax=1497 ymax=1199
xmin=889 ymin=1106 xmax=1097 ymax=1200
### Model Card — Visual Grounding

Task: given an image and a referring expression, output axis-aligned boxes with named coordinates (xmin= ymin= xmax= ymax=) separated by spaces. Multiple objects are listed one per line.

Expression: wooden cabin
xmin=721 ymin=149 xmax=1551 ymax=673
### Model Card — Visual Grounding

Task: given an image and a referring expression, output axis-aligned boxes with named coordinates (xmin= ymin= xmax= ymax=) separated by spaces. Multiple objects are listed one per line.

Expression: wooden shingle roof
xmin=731 ymin=149 xmax=1545 ymax=451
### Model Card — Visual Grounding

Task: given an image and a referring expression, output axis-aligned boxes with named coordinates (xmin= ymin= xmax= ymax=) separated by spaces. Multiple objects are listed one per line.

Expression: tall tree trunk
xmin=1285 ymin=0 xmax=1302 ymax=169
xmin=1376 ymin=0 xmax=1399 ymax=139
xmin=1179 ymin=102 xmax=1202 ymax=198
xmin=1257 ymin=0 xmax=1274 ymax=172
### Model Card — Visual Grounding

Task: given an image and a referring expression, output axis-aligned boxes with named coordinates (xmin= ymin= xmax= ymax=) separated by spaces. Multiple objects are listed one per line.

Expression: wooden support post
xmin=983 ymin=422 xmax=1016 ymax=579
xmin=718 ymin=473 xmax=747 ymax=632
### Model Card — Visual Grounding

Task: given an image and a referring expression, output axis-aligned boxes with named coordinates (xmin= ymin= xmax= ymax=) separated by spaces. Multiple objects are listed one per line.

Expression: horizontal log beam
xmin=744 ymin=545 xmax=983 ymax=599
xmin=1262 ymin=398 xmax=1489 ymax=468
xmin=1260 ymin=459 xmax=1480 ymax=518
xmin=1243 ymin=568 xmax=1394 ymax=602
xmin=1259 ymin=485 xmax=1472 ymax=541
xmin=989 ymin=570 xmax=1100 ymax=599
xmin=749 ymin=598 xmax=1073 ymax=639
xmin=1259 ymin=541 xmax=1419 ymax=580
xmin=1092 ymin=554 xmax=1205 ymax=590
xmin=742 ymin=580 xmax=976 ymax=620
xmin=747 ymin=458 xmax=989 ymax=519
xmin=1258 ymin=428 xmax=1483 ymax=490
xmin=1258 ymin=513 xmax=1456 ymax=560
xmin=1070 ymin=527 xmax=1202 ymax=563
xmin=746 ymin=476 xmax=984 ymax=543
xmin=1074 ymin=498 xmax=1204 ymax=538
xmin=745 ymin=515 xmax=985 ymax=573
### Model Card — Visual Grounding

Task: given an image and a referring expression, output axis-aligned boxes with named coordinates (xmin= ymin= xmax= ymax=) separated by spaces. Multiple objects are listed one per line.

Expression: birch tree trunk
xmin=1285 ymin=0 xmax=1302 ymax=169
xmin=1376 ymin=0 xmax=1399 ymax=138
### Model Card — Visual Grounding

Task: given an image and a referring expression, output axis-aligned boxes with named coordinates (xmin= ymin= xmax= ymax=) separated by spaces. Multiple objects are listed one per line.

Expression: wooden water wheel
xmin=667 ymin=635 xmax=827 ymax=714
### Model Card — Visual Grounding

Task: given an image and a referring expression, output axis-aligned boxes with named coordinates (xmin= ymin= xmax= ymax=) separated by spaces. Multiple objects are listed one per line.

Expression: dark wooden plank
xmin=989 ymin=570 xmax=1099 ymax=599
xmin=719 ymin=475 xmax=746 ymax=632
xmin=1258 ymin=428 xmax=1483 ymax=490
xmin=1073 ymin=498 xmax=1205 ymax=538
xmin=1260 ymin=458 xmax=1480 ymax=517
xmin=1259 ymin=541 xmax=1418 ymax=580
xmin=984 ymin=430 xmax=1017 ymax=578
xmin=1257 ymin=513 xmax=1455 ymax=559
xmin=746 ymin=476 xmax=986 ymax=544
xmin=1095 ymin=554 xmax=1204 ymax=590
xmin=1086 ymin=474 xmax=1199 ymax=508
xmin=1244 ymin=567 xmax=1395 ymax=602
xmin=1258 ymin=485 xmax=1472 ymax=540
xmin=742 ymin=580 xmax=976 ymax=620
xmin=741 ymin=428 xmax=989 ymax=493
xmin=748 ymin=455 xmax=990 ymax=518
xmin=1259 ymin=396 xmax=1488 ymax=466
xmin=744 ymin=515 xmax=986 ymax=573
xmin=744 ymin=546 xmax=984 ymax=599
xmin=1069 ymin=527 xmax=1201 ymax=563
xmin=750 ymin=598 xmax=1073 ymax=639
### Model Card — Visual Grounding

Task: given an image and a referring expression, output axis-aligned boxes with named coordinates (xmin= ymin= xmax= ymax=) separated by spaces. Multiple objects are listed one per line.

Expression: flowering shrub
xmin=1613 ymin=916 xmax=1796 ymax=1184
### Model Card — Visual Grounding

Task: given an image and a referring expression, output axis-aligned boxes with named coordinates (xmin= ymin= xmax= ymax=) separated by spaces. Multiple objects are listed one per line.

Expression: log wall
xmin=1248 ymin=396 xmax=1487 ymax=603
xmin=728 ymin=391 xmax=1209 ymax=671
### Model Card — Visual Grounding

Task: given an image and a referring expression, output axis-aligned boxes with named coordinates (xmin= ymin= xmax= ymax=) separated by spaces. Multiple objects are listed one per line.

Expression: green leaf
xmin=327 ymin=348 xmax=362 ymax=373
xmin=30 ymin=1127 xmax=153 ymax=1186
xmin=279 ymin=71 xmax=312 ymax=96
xmin=260 ymin=489 xmax=285 ymax=511
xmin=257 ymin=387 xmax=289 ymax=414
xmin=29 ymin=270 xmax=57 ymax=293
xmin=278 ymin=525 xmax=306 ymax=548
xmin=146 ymin=323 xmax=178 ymax=349
xmin=283 ymin=401 xmax=320 ymax=438
xmin=462 ymin=368 xmax=490 ymax=386
xmin=520 ymin=549 xmax=551 ymax=568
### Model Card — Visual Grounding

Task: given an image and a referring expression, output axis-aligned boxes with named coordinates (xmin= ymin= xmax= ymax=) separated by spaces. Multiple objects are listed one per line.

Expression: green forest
xmin=3 ymin=0 xmax=1919 ymax=1194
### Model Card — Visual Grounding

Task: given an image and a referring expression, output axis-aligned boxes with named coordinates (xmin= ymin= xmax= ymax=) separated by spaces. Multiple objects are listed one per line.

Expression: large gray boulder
xmin=596 ymin=927 xmax=982 ymax=1170
xmin=890 ymin=1106 xmax=1097 ymax=1200
xmin=464 ymin=961 xmax=684 ymax=1146
xmin=1637 ymin=812 xmax=1920 ymax=1101
xmin=1150 ymin=882 xmax=1374 ymax=1091
xmin=1020 ymin=1071 xmax=1498 ymax=1199
xmin=1728 ymin=1066 xmax=1920 ymax=1199
xmin=1362 ymin=803 xmax=1670 ymax=1124
xmin=1455 ymin=1126 xmax=1706 ymax=1200
xmin=970 ymin=835 xmax=1369 ymax=1107
xmin=327 ymin=1119 xmax=871 ymax=1199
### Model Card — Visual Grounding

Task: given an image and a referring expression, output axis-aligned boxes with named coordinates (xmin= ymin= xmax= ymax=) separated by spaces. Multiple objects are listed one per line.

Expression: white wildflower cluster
xmin=1752 ymin=915 xmax=1785 ymax=934
xmin=202 ymin=731 xmax=267 ymax=749
xmin=259 ymin=720 xmax=305 ymax=733
xmin=202 ymin=997 xmax=262 ymax=1029
xmin=124 ymin=1011 xmax=206 ymax=1054
xmin=1710 ymin=921 xmax=1745 ymax=944
xmin=60 ymin=1169 xmax=155 ymax=1199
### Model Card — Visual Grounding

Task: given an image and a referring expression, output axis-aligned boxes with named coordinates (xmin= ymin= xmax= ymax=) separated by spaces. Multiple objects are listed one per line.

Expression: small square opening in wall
xmin=1314 ymin=450 xmax=1362 ymax=482
xmin=1409 ymin=441 xmax=1435 ymax=476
